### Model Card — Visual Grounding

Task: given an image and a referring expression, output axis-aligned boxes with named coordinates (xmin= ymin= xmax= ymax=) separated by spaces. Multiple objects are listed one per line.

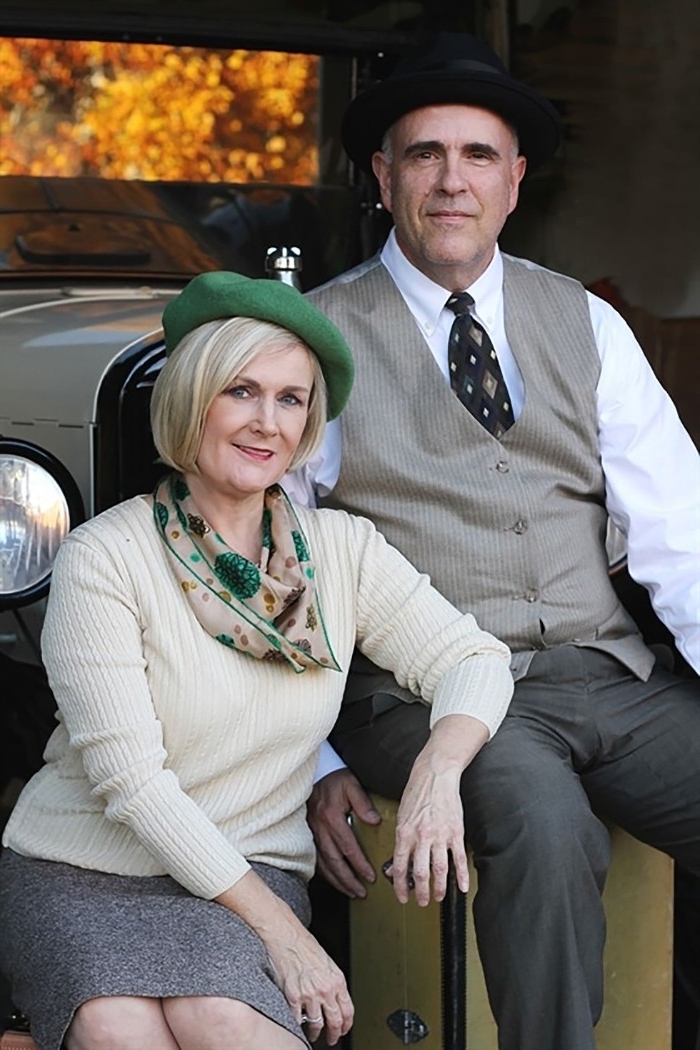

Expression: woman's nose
xmin=251 ymin=397 xmax=279 ymax=433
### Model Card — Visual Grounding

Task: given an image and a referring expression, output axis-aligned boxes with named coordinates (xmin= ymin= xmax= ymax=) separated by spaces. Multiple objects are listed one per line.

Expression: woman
xmin=0 ymin=271 xmax=514 ymax=1050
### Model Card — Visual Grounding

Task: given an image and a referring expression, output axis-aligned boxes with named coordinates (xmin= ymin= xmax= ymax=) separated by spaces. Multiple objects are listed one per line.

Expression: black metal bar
xmin=440 ymin=865 xmax=467 ymax=1050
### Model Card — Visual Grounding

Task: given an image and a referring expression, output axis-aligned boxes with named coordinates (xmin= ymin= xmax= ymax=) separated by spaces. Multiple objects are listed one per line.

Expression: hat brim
xmin=162 ymin=272 xmax=354 ymax=420
xmin=341 ymin=70 xmax=562 ymax=174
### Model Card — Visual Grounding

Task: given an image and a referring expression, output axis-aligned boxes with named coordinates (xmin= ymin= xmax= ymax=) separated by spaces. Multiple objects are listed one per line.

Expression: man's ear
xmin=371 ymin=151 xmax=392 ymax=213
xmin=508 ymin=154 xmax=528 ymax=214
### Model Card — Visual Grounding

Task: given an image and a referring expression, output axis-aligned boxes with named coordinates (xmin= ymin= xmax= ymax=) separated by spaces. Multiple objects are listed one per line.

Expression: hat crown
xmin=162 ymin=270 xmax=354 ymax=420
xmin=388 ymin=32 xmax=508 ymax=81
xmin=341 ymin=29 xmax=562 ymax=174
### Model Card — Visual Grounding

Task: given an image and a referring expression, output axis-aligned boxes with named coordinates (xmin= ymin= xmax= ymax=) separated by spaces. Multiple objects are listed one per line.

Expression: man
xmin=288 ymin=32 xmax=700 ymax=1050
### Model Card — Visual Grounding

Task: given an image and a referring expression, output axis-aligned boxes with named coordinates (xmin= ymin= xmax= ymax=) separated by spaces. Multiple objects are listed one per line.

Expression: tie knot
xmin=446 ymin=291 xmax=474 ymax=316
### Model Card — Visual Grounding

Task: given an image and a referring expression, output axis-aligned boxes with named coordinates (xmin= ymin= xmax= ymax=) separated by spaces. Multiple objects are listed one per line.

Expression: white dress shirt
xmin=286 ymin=231 xmax=700 ymax=711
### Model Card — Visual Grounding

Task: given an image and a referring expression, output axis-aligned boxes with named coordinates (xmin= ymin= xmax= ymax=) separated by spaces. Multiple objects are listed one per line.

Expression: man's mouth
xmin=428 ymin=210 xmax=472 ymax=220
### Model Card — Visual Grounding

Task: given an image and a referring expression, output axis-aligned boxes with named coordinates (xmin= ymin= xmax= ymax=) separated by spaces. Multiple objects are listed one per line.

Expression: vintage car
xmin=0 ymin=170 xmax=369 ymax=646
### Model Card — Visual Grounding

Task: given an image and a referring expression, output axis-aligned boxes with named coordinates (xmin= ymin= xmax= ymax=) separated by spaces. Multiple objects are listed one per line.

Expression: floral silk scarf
xmin=153 ymin=473 xmax=341 ymax=674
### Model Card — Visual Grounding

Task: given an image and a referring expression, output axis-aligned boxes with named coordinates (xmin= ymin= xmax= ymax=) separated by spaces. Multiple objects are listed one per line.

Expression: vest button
xmin=524 ymin=589 xmax=539 ymax=603
xmin=496 ymin=460 xmax=509 ymax=473
xmin=513 ymin=520 xmax=528 ymax=535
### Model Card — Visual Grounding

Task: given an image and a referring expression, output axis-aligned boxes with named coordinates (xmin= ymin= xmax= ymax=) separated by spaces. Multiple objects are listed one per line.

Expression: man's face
xmin=372 ymin=104 xmax=527 ymax=290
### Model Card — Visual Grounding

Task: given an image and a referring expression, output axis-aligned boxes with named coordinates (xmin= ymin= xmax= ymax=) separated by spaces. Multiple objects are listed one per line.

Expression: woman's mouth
xmin=235 ymin=444 xmax=274 ymax=461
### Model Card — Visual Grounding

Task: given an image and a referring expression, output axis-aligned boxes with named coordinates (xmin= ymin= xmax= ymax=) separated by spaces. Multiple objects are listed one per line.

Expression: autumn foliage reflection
xmin=0 ymin=39 xmax=319 ymax=183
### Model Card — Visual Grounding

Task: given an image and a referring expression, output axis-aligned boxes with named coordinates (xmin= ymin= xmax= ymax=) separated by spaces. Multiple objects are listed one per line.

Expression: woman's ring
xmin=301 ymin=1013 xmax=323 ymax=1024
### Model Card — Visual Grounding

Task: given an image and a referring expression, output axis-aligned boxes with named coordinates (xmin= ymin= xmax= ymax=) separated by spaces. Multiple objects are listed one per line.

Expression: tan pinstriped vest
xmin=309 ymin=254 xmax=654 ymax=700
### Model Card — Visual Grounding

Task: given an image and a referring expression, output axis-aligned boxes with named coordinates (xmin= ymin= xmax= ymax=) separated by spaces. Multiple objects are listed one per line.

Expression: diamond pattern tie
xmin=446 ymin=291 xmax=514 ymax=437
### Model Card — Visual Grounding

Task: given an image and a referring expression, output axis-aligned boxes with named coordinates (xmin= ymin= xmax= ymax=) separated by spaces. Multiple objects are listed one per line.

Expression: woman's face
xmin=195 ymin=340 xmax=314 ymax=501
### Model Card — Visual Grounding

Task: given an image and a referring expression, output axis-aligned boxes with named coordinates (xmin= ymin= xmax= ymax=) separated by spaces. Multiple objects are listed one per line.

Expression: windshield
xmin=0 ymin=38 xmax=319 ymax=186
xmin=0 ymin=35 xmax=368 ymax=285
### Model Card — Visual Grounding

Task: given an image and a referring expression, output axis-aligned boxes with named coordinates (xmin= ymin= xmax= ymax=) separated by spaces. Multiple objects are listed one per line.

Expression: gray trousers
xmin=331 ymin=647 xmax=700 ymax=1050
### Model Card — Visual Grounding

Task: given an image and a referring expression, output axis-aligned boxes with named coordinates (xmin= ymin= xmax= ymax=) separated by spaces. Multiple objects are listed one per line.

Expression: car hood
xmin=0 ymin=286 xmax=175 ymax=426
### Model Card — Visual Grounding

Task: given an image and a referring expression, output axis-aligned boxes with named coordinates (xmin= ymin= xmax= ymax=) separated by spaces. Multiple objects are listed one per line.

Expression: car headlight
xmin=0 ymin=439 xmax=84 ymax=610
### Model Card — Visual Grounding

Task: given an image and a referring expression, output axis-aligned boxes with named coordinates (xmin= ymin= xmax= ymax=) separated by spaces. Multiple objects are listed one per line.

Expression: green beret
xmin=162 ymin=271 xmax=354 ymax=420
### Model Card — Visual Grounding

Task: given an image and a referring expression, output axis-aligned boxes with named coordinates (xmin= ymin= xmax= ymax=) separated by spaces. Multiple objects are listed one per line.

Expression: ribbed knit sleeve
xmin=39 ymin=523 xmax=253 ymax=898
xmin=316 ymin=510 xmax=514 ymax=737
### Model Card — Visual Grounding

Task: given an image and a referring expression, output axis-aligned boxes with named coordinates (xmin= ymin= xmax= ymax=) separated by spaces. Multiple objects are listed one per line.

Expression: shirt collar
xmin=380 ymin=228 xmax=503 ymax=328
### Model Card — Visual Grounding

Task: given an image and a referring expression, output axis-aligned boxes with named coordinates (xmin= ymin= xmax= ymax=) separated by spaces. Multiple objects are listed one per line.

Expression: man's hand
xmin=307 ymin=769 xmax=381 ymax=897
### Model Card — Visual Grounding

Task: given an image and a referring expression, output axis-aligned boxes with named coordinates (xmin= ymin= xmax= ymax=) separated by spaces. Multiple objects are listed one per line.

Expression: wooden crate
xmin=350 ymin=796 xmax=673 ymax=1049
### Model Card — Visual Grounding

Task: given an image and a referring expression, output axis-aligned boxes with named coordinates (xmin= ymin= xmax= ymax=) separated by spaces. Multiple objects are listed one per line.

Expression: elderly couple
xmin=1 ymin=31 xmax=698 ymax=1050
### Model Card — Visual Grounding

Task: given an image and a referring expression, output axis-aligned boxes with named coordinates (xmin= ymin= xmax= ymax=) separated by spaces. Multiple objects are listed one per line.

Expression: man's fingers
xmin=314 ymin=816 xmax=376 ymax=876
xmin=307 ymin=769 xmax=381 ymax=897
xmin=314 ymin=813 xmax=376 ymax=894
xmin=316 ymin=851 xmax=368 ymax=899
xmin=325 ymin=821 xmax=377 ymax=882
xmin=344 ymin=779 xmax=382 ymax=826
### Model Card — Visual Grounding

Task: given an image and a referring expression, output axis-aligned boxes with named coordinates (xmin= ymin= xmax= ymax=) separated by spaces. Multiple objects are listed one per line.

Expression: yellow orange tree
xmin=0 ymin=39 xmax=318 ymax=183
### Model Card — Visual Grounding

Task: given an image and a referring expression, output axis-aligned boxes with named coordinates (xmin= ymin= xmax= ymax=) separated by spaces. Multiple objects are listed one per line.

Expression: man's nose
xmin=437 ymin=155 xmax=467 ymax=194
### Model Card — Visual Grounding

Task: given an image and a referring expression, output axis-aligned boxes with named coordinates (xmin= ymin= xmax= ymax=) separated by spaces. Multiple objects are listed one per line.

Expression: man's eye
xmin=406 ymin=149 xmax=436 ymax=163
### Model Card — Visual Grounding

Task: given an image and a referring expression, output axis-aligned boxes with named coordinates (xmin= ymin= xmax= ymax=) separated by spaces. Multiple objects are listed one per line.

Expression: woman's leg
xmin=66 ymin=996 xmax=180 ymax=1050
xmin=66 ymin=994 xmax=306 ymax=1050
xmin=162 ymin=996 xmax=305 ymax=1049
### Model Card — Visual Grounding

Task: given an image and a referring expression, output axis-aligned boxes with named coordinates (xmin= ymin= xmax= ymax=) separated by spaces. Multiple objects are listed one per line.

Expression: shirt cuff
xmin=313 ymin=739 xmax=347 ymax=783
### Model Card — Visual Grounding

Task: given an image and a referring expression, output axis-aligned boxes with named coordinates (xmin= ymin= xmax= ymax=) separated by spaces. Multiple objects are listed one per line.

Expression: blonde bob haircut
xmin=150 ymin=316 xmax=328 ymax=475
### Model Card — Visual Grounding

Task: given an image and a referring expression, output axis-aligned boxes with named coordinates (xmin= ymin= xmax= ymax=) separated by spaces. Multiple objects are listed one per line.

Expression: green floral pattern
xmin=154 ymin=502 xmax=168 ymax=530
xmin=261 ymin=508 xmax=273 ymax=552
xmin=292 ymin=530 xmax=309 ymax=563
xmin=173 ymin=477 xmax=190 ymax=501
xmin=214 ymin=553 xmax=261 ymax=599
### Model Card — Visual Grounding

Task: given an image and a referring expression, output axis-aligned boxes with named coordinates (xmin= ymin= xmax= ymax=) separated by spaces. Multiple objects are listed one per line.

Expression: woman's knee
xmin=66 ymin=996 xmax=175 ymax=1050
xmin=162 ymin=996 xmax=274 ymax=1048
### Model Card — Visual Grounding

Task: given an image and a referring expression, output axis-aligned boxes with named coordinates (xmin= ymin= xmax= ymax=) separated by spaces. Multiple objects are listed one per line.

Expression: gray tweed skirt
xmin=0 ymin=849 xmax=312 ymax=1050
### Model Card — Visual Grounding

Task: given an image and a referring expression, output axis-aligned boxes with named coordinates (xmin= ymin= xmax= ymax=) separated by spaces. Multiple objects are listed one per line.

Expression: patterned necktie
xmin=446 ymin=291 xmax=514 ymax=437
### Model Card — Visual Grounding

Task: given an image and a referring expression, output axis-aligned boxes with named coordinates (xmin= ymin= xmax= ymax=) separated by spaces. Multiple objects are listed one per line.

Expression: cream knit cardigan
xmin=3 ymin=496 xmax=513 ymax=899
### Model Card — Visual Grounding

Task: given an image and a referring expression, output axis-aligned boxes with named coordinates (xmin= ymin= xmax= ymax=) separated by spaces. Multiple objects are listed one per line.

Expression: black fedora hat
xmin=342 ymin=32 xmax=562 ymax=174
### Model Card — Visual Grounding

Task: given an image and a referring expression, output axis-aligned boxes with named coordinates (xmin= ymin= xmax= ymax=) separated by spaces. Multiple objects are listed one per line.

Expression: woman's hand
xmin=216 ymin=871 xmax=353 ymax=1045
xmin=387 ymin=713 xmax=488 ymax=907
xmin=261 ymin=911 xmax=353 ymax=1045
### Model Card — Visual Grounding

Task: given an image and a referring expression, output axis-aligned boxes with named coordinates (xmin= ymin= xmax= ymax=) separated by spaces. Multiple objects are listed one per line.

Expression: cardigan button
xmin=496 ymin=460 xmax=509 ymax=473
xmin=524 ymin=589 xmax=539 ymax=603
xmin=513 ymin=519 xmax=528 ymax=535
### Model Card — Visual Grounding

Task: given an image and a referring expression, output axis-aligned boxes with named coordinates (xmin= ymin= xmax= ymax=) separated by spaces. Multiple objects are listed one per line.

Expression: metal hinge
xmin=386 ymin=1009 xmax=430 ymax=1044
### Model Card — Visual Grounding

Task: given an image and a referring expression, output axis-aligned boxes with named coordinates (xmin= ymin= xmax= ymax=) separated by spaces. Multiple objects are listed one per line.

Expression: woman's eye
xmin=226 ymin=385 xmax=249 ymax=398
